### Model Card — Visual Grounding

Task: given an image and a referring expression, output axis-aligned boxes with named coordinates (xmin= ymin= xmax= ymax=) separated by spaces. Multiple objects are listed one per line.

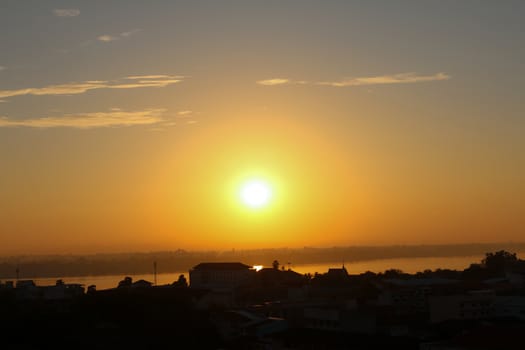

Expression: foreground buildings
xmin=2 ymin=252 xmax=525 ymax=349
xmin=189 ymin=262 xmax=255 ymax=291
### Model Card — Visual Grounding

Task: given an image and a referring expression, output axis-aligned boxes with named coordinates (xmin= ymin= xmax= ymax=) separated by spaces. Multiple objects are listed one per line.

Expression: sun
xmin=240 ymin=180 xmax=272 ymax=208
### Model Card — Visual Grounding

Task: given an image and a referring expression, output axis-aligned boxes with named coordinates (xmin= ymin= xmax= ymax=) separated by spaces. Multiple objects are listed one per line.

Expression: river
xmin=22 ymin=252 xmax=511 ymax=290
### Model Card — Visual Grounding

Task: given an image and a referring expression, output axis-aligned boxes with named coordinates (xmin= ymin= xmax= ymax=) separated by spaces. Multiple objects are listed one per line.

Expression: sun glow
xmin=240 ymin=180 xmax=272 ymax=208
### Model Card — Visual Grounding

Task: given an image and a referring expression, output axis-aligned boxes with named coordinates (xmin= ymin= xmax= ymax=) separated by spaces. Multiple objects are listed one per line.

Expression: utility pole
xmin=153 ymin=261 xmax=157 ymax=286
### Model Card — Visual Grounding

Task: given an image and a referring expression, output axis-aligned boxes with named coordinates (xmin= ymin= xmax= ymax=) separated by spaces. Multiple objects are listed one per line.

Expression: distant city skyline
xmin=1 ymin=1 xmax=524 ymax=255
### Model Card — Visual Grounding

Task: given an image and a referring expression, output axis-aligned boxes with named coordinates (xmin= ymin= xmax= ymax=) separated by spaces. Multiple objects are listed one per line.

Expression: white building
xmin=189 ymin=262 xmax=255 ymax=291
xmin=493 ymin=296 xmax=525 ymax=320
xmin=428 ymin=290 xmax=495 ymax=323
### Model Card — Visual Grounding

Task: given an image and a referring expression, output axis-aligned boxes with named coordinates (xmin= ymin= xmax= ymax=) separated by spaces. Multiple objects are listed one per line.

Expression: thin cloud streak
xmin=53 ymin=9 xmax=80 ymax=17
xmin=97 ymin=29 xmax=141 ymax=42
xmin=0 ymin=108 xmax=166 ymax=129
xmin=319 ymin=72 xmax=450 ymax=87
xmin=0 ymin=75 xmax=183 ymax=100
xmin=120 ymin=29 xmax=142 ymax=37
xmin=177 ymin=110 xmax=193 ymax=117
xmin=256 ymin=78 xmax=290 ymax=86
xmin=97 ymin=35 xmax=118 ymax=42
xmin=126 ymin=75 xmax=174 ymax=80
xmin=0 ymin=66 xmax=5 ymax=71
xmin=257 ymin=72 xmax=450 ymax=87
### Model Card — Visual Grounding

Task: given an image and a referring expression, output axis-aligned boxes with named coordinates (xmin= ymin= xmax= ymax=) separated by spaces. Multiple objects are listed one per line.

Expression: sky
xmin=1 ymin=1 xmax=524 ymax=255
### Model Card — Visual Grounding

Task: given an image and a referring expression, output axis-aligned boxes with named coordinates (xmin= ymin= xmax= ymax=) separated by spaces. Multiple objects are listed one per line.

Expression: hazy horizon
xmin=1 ymin=1 xmax=524 ymax=256
xmin=2 ymin=241 xmax=524 ymax=260
xmin=3 ymin=242 xmax=525 ymax=281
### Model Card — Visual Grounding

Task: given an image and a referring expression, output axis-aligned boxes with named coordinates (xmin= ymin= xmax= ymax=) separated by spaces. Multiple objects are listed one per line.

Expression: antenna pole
xmin=153 ymin=261 xmax=157 ymax=286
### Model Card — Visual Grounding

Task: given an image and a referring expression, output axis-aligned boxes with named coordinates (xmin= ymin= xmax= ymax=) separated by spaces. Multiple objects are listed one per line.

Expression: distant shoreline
xmin=3 ymin=242 xmax=524 ymax=259
xmin=1 ymin=242 xmax=524 ymax=280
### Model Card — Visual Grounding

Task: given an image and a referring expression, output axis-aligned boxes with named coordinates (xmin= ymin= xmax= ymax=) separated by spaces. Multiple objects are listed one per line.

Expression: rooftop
xmin=192 ymin=262 xmax=252 ymax=271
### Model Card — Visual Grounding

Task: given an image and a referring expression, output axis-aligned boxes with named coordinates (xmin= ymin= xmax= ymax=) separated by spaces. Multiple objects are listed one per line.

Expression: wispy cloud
xmin=0 ymin=108 xmax=165 ymax=129
xmin=126 ymin=74 xmax=172 ymax=80
xmin=120 ymin=29 xmax=141 ymax=37
xmin=53 ymin=9 xmax=80 ymax=17
xmin=257 ymin=72 xmax=450 ymax=87
xmin=0 ymin=75 xmax=184 ymax=100
xmin=97 ymin=35 xmax=118 ymax=42
xmin=0 ymin=66 xmax=5 ymax=71
xmin=256 ymin=78 xmax=291 ymax=86
xmin=319 ymin=72 xmax=450 ymax=87
xmin=177 ymin=110 xmax=193 ymax=117
xmin=97 ymin=29 xmax=141 ymax=42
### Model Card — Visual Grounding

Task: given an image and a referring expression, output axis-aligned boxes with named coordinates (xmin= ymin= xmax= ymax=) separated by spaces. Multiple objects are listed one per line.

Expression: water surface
xmin=26 ymin=252 xmax=524 ymax=290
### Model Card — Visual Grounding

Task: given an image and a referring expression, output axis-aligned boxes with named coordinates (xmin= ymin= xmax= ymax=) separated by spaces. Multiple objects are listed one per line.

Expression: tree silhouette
xmin=482 ymin=250 xmax=518 ymax=273
xmin=175 ymin=274 xmax=188 ymax=287
xmin=118 ymin=276 xmax=133 ymax=288
xmin=383 ymin=269 xmax=404 ymax=278
xmin=272 ymin=260 xmax=280 ymax=270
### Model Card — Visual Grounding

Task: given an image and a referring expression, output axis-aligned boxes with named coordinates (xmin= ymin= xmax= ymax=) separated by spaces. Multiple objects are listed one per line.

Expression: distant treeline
xmin=1 ymin=243 xmax=524 ymax=279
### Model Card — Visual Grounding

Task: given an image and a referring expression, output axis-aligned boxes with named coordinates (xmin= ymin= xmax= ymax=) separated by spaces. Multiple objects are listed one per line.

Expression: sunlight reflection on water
xmin=29 ymin=252 xmax=524 ymax=290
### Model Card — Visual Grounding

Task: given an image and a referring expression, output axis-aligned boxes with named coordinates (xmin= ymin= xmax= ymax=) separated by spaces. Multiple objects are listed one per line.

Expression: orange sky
xmin=1 ymin=2 xmax=524 ymax=255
